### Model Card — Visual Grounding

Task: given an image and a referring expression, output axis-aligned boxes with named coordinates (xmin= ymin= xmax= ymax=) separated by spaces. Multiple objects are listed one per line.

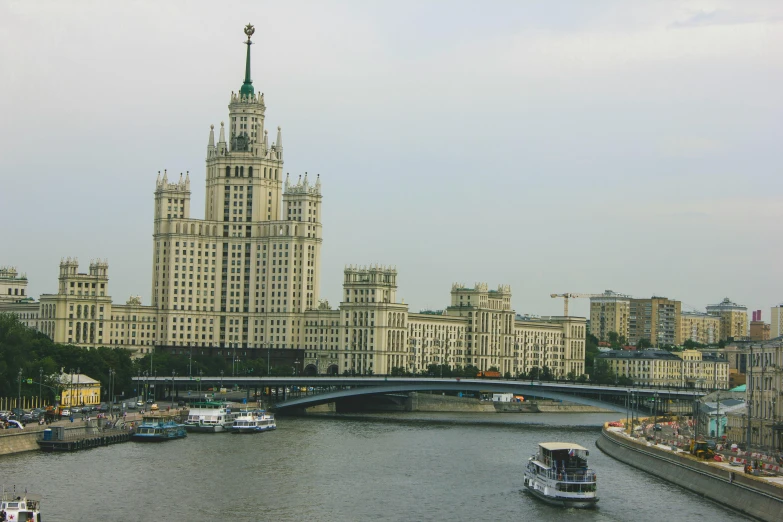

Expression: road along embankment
xmin=597 ymin=426 xmax=783 ymax=521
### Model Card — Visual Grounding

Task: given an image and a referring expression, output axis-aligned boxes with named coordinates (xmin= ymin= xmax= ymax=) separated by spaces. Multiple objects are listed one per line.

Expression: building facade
xmin=300 ymin=273 xmax=586 ymax=378
xmin=706 ymin=297 xmax=748 ymax=341
xmin=771 ymin=304 xmax=783 ymax=339
xmin=0 ymin=267 xmax=29 ymax=303
xmin=679 ymin=311 xmax=721 ymax=345
xmin=597 ymin=349 xmax=729 ymax=389
xmin=57 ymin=372 xmax=101 ymax=408
xmin=750 ymin=321 xmax=771 ymax=341
xmin=744 ymin=340 xmax=783 ymax=450
xmin=628 ymin=297 xmax=681 ymax=347
xmin=589 ymin=290 xmax=631 ymax=342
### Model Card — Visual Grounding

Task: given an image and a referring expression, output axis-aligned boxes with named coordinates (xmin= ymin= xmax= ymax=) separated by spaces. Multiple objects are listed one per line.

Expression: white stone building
xmin=0 ymin=25 xmax=587 ymax=378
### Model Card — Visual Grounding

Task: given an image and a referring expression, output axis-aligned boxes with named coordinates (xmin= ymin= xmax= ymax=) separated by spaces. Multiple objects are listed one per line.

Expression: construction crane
xmin=550 ymin=293 xmax=605 ymax=316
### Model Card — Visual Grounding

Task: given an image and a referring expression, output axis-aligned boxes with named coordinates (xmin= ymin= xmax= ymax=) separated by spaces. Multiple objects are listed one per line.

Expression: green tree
xmin=636 ymin=338 xmax=652 ymax=350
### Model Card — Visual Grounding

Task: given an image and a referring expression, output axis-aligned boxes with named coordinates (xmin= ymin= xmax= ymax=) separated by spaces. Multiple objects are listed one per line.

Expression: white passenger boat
xmin=523 ymin=442 xmax=598 ymax=508
xmin=230 ymin=410 xmax=276 ymax=433
xmin=1 ymin=488 xmax=42 ymax=522
xmin=183 ymin=401 xmax=237 ymax=433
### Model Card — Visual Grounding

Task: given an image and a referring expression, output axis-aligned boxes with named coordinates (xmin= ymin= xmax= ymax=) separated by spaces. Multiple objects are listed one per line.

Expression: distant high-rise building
xmin=628 ymin=297 xmax=681 ymax=347
xmin=589 ymin=290 xmax=631 ymax=342
xmin=679 ymin=311 xmax=721 ymax=345
xmin=749 ymin=320 xmax=771 ymax=341
xmin=771 ymin=304 xmax=783 ymax=339
xmin=706 ymin=298 xmax=748 ymax=341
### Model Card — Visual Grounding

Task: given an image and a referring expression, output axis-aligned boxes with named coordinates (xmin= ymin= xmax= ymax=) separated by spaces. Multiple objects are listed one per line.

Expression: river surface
xmin=2 ymin=412 xmax=749 ymax=521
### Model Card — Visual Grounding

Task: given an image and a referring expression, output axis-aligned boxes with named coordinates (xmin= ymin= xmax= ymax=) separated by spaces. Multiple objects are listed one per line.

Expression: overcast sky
xmin=1 ymin=0 xmax=781 ymax=319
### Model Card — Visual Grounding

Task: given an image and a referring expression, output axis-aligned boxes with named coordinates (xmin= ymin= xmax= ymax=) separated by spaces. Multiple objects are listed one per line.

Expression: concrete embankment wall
xmin=0 ymin=423 xmax=99 ymax=457
xmin=597 ymin=428 xmax=783 ymax=522
xmin=408 ymin=393 xmax=496 ymax=412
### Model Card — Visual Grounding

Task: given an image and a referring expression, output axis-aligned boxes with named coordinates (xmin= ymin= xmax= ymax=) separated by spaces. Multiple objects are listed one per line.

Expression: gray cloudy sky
xmin=1 ymin=0 xmax=781 ymax=319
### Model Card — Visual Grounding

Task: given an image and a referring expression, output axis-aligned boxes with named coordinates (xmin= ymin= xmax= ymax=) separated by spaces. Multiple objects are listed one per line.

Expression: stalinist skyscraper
xmin=151 ymin=24 xmax=323 ymax=352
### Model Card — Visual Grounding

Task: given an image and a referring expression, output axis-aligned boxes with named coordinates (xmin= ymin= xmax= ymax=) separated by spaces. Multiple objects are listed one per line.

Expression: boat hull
xmin=184 ymin=423 xmax=226 ymax=433
xmin=231 ymin=425 xmax=276 ymax=433
xmin=524 ymin=484 xmax=598 ymax=508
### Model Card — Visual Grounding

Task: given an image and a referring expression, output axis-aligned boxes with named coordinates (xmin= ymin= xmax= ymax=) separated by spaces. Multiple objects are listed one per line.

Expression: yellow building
xmin=597 ymin=349 xmax=729 ymax=389
xmin=629 ymin=297 xmax=681 ymax=347
xmin=679 ymin=312 xmax=721 ymax=345
xmin=57 ymin=373 xmax=101 ymax=407
xmin=706 ymin=298 xmax=748 ymax=341
xmin=589 ymin=290 xmax=631 ymax=342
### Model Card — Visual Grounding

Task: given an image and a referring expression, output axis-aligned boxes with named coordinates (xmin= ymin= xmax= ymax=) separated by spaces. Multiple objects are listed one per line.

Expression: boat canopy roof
xmin=190 ymin=401 xmax=226 ymax=408
xmin=539 ymin=442 xmax=589 ymax=451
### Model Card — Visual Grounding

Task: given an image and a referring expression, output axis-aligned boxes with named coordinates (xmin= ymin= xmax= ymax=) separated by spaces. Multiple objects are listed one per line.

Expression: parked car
xmin=653 ymin=424 xmax=663 ymax=431
xmin=136 ymin=401 xmax=144 ymax=408
xmin=111 ymin=404 xmax=121 ymax=412
xmin=126 ymin=402 xmax=136 ymax=410
xmin=177 ymin=400 xmax=186 ymax=407
xmin=150 ymin=403 xmax=159 ymax=411
xmin=146 ymin=399 xmax=154 ymax=404
xmin=60 ymin=409 xmax=72 ymax=417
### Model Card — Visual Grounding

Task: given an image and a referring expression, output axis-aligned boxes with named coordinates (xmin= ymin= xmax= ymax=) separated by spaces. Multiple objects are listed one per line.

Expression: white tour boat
xmin=1 ymin=488 xmax=42 ymax=522
xmin=523 ymin=442 xmax=598 ymax=508
xmin=231 ymin=410 xmax=276 ymax=433
xmin=183 ymin=401 xmax=237 ymax=433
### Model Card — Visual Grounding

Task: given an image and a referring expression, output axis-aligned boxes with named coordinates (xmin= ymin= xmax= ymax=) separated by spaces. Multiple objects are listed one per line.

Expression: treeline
xmin=0 ymin=313 xmax=135 ymax=403
xmin=0 ymin=314 xmax=297 ymax=403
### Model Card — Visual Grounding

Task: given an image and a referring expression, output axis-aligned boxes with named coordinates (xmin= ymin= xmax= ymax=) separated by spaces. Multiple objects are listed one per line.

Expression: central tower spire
xmin=240 ymin=23 xmax=255 ymax=97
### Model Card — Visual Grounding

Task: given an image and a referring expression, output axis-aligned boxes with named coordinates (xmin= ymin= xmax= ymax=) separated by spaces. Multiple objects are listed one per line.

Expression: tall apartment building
xmin=771 ymin=304 xmax=783 ymax=339
xmin=0 ymin=26 xmax=587 ymax=378
xmin=628 ymin=297 xmax=681 ymax=347
xmin=706 ymin=297 xmax=748 ymax=341
xmin=0 ymin=267 xmax=29 ymax=303
xmin=589 ymin=290 xmax=631 ymax=342
xmin=151 ymin=24 xmax=322 ymax=353
xmin=679 ymin=311 xmax=721 ymax=345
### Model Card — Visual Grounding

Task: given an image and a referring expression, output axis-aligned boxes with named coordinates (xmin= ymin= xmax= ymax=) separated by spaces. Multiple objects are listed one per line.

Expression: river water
xmin=3 ymin=412 xmax=748 ymax=521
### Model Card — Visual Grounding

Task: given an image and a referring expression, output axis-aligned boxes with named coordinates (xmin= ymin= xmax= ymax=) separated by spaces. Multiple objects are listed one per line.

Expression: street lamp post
xmin=266 ymin=343 xmax=271 ymax=376
xmin=17 ymin=368 xmax=22 ymax=412
xmin=76 ymin=367 xmax=81 ymax=408
xmin=171 ymin=370 xmax=176 ymax=409
xmin=654 ymin=391 xmax=659 ymax=431
xmin=220 ymin=369 xmax=224 ymax=389
xmin=38 ymin=367 xmax=43 ymax=407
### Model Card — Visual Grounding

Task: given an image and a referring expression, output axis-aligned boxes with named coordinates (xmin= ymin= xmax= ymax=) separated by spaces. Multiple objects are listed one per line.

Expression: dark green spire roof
xmin=240 ymin=23 xmax=255 ymax=97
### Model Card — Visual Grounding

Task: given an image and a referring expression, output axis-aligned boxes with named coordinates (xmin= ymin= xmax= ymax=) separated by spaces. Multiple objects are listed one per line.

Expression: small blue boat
xmin=131 ymin=413 xmax=187 ymax=442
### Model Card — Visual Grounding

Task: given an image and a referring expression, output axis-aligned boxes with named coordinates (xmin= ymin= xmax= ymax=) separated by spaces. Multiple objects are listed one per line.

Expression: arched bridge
xmin=170 ymin=376 xmax=710 ymax=414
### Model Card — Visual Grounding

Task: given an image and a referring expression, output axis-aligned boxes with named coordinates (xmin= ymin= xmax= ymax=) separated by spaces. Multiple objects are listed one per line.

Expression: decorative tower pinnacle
xmin=240 ymin=23 xmax=255 ymax=97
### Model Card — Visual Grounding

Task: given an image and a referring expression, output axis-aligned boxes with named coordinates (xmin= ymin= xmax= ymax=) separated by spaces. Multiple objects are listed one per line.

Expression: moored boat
xmin=230 ymin=410 xmax=276 ymax=433
xmin=523 ymin=442 xmax=598 ymax=508
xmin=183 ymin=401 xmax=237 ymax=433
xmin=131 ymin=413 xmax=187 ymax=442
xmin=1 ymin=488 xmax=42 ymax=522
